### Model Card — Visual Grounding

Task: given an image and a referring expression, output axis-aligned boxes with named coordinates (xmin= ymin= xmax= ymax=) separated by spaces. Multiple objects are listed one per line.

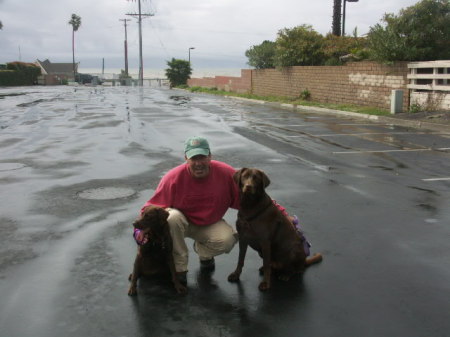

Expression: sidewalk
xmin=296 ymin=105 xmax=450 ymax=133
xmin=226 ymin=95 xmax=450 ymax=133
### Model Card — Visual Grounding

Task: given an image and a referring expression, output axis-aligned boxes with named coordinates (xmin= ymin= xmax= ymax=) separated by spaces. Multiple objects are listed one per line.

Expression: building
xmin=35 ymin=59 xmax=78 ymax=85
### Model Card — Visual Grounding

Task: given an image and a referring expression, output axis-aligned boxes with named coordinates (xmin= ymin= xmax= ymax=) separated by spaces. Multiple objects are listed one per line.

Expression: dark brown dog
xmin=128 ymin=206 xmax=186 ymax=295
xmin=228 ymin=168 xmax=323 ymax=291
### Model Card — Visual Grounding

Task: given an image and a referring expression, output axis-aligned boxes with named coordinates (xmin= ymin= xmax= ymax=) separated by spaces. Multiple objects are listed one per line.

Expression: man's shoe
xmin=176 ymin=271 xmax=187 ymax=286
xmin=200 ymin=258 xmax=215 ymax=272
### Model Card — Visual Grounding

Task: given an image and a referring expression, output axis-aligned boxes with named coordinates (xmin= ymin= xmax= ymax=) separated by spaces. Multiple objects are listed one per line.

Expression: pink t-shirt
xmin=141 ymin=160 xmax=240 ymax=226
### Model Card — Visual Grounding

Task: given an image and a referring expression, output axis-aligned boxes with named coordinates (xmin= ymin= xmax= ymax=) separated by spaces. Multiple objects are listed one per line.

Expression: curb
xmin=225 ymin=96 xmax=449 ymax=133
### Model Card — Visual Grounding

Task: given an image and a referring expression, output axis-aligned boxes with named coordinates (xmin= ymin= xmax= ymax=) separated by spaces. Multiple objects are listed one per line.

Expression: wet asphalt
xmin=0 ymin=85 xmax=449 ymax=337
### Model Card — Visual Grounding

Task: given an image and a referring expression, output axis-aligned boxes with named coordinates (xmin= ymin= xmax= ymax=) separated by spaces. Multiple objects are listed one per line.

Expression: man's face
xmin=186 ymin=154 xmax=211 ymax=179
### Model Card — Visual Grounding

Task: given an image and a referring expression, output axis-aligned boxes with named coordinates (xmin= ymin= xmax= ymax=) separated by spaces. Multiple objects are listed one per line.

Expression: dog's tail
xmin=306 ymin=253 xmax=323 ymax=266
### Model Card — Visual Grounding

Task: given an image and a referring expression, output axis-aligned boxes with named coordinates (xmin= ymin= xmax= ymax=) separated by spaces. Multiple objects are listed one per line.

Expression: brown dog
xmin=128 ymin=206 xmax=186 ymax=296
xmin=228 ymin=168 xmax=323 ymax=291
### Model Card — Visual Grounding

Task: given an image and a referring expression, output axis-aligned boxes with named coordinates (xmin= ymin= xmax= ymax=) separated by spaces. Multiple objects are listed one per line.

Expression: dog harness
xmin=242 ymin=199 xmax=312 ymax=256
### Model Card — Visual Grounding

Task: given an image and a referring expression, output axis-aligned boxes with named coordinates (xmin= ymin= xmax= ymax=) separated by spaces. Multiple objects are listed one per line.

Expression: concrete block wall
xmin=188 ymin=62 xmax=410 ymax=111
xmin=411 ymin=91 xmax=450 ymax=111
xmin=252 ymin=61 xmax=410 ymax=111
xmin=188 ymin=69 xmax=252 ymax=94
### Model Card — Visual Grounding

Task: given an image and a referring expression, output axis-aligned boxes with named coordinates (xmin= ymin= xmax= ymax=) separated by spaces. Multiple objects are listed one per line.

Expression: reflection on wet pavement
xmin=0 ymin=86 xmax=449 ymax=337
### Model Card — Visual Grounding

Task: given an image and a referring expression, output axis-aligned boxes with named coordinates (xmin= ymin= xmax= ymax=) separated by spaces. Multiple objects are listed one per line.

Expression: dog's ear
xmin=260 ymin=170 xmax=270 ymax=188
xmin=233 ymin=168 xmax=247 ymax=186
xmin=157 ymin=207 xmax=170 ymax=223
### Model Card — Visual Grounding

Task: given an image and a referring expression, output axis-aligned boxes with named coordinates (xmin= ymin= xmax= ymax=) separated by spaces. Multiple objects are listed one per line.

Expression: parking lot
xmin=0 ymin=86 xmax=449 ymax=337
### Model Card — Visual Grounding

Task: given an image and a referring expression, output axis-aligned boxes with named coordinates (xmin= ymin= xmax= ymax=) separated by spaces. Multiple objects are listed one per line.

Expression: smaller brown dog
xmin=128 ymin=206 xmax=186 ymax=296
xmin=228 ymin=168 xmax=323 ymax=291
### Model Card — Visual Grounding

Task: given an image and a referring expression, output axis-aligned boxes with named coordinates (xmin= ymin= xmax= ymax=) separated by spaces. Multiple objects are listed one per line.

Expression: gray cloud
xmin=0 ymin=0 xmax=420 ymax=73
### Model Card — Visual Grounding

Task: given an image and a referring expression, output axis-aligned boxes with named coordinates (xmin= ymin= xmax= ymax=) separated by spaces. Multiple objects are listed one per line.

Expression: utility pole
xmin=119 ymin=18 xmax=131 ymax=77
xmin=126 ymin=0 xmax=153 ymax=86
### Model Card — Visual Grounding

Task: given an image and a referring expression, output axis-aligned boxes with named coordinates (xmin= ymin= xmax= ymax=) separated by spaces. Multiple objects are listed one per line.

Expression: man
xmin=135 ymin=136 xmax=240 ymax=285
xmin=134 ymin=136 xmax=302 ymax=285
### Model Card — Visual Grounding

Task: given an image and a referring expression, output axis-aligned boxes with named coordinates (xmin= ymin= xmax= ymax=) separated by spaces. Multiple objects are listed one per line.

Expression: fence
xmin=407 ymin=61 xmax=450 ymax=111
xmin=188 ymin=61 xmax=411 ymax=111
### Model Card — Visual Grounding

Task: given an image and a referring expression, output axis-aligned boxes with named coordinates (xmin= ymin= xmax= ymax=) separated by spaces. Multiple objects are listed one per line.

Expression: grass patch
xmin=184 ymin=86 xmax=390 ymax=116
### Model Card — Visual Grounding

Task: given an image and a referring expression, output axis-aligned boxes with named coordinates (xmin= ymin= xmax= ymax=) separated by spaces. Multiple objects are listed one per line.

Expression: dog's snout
xmin=242 ymin=180 xmax=255 ymax=193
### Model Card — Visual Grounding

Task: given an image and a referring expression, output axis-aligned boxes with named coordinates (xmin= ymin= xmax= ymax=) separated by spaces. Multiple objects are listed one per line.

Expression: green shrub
xmin=0 ymin=62 xmax=41 ymax=86
xmin=367 ymin=0 xmax=450 ymax=62
xmin=165 ymin=58 xmax=192 ymax=87
xmin=274 ymin=25 xmax=325 ymax=67
xmin=409 ymin=102 xmax=422 ymax=113
xmin=245 ymin=40 xmax=276 ymax=69
xmin=299 ymin=89 xmax=311 ymax=100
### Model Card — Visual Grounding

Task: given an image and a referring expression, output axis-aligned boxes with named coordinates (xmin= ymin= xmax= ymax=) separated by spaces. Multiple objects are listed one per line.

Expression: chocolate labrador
xmin=228 ymin=168 xmax=323 ymax=291
xmin=128 ymin=206 xmax=187 ymax=295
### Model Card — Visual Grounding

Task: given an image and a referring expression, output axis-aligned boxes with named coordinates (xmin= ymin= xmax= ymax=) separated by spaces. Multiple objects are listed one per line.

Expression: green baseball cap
xmin=184 ymin=136 xmax=210 ymax=159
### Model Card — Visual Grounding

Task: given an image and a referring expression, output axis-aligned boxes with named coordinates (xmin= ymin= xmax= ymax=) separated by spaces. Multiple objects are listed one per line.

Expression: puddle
xmin=76 ymin=187 xmax=136 ymax=200
xmin=417 ymin=203 xmax=437 ymax=212
xmin=369 ymin=165 xmax=394 ymax=171
xmin=0 ymin=163 xmax=27 ymax=172
xmin=169 ymin=95 xmax=191 ymax=105
xmin=408 ymin=186 xmax=438 ymax=195
xmin=0 ymin=92 xmax=27 ymax=99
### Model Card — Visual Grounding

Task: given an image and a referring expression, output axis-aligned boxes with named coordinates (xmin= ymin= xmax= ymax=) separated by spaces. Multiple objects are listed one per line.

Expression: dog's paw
xmin=258 ymin=281 xmax=270 ymax=291
xmin=128 ymin=286 xmax=137 ymax=296
xmin=227 ymin=272 xmax=240 ymax=282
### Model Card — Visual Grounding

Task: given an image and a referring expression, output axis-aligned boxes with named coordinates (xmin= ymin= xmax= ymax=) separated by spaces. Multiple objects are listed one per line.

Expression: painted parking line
xmin=262 ymin=117 xmax=292 ymax=120
xmin=277 ymin=124 xmax=308 ymax=127
xmin=315 ymin=132 xmax=429 ymax=137
xmin=422 ymin=177 xmax=450 ymax=181
xmin=333 ymin=147 xmax=450 ymax=154
xmin=339 ymin=123 xmax=390 ymax=126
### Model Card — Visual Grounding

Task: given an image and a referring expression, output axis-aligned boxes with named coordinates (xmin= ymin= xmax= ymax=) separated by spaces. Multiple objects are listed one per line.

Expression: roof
xmin=36 ymin=59 xmax=77 ymax=75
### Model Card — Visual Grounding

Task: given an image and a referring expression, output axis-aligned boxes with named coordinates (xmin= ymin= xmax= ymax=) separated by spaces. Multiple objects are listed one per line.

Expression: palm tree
xmin=68 ymin=14 xmax=81 ymax=82
xmin=332 ymin=0 xmax=342 ymax=36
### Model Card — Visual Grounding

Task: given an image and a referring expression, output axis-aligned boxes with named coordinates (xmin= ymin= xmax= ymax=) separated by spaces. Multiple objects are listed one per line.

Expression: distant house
xmin=35 ymin=59 xmax=78 ymax=85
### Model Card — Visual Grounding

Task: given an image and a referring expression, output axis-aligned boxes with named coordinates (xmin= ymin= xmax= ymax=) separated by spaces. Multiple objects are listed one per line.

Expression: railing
xmin=407 ymin=61 xmax=450 ymax=111
xmin=408 ymin=61 xmax=450 ymax=91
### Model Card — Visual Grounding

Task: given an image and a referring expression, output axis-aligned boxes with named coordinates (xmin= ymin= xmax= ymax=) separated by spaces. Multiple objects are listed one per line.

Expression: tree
xmin=274 ymin=25 xmax=325 ymax=67
xmin=245 ymin=40 xmax=276 ymax=69
xmin=0 ymin=21 xmax=3 ymax=30
xmin=68 ymin=14 xmax=81 ymax=81
xmin=367 ymin=0 xmax=450 ymax=62
xmin=165 ymin=58 xmax=192 ymax=87
xmin=332 ymin=0 xmax=342 ymax=36
xmin=322 ymin=33 xmax=368 ymax=65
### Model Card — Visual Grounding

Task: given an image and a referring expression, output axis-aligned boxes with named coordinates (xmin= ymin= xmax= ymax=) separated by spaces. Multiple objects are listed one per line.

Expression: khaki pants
xmin=166 ymin=208 xmax=238 ymax=273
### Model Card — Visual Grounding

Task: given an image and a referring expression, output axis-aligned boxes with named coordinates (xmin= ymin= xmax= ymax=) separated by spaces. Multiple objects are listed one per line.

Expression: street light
xmin=342 ymin=0 xmax=358 ymax=36
xmin=188 ymin=47 xmax=195 ymax=64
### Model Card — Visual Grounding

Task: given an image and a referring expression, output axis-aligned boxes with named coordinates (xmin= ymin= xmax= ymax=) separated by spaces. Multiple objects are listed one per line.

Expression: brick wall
xmin=188 ymin=61 xmax=410 ymax=111
xmin=252 ymin=61 xmax=409 ymax=110
xmin=188 ymin=69 xmax=252 ymax=94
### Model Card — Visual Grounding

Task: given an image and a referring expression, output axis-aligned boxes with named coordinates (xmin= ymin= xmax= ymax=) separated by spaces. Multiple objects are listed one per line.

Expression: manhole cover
xmin=77 ymin=187 xmax=136 ymax=200
xmin=0 ymin=163 xmax=26 ymax=172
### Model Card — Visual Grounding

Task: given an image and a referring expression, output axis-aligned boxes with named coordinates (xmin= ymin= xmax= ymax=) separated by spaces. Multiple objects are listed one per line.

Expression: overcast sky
xmin=1 ymin=0 xmax=419 ymax=74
